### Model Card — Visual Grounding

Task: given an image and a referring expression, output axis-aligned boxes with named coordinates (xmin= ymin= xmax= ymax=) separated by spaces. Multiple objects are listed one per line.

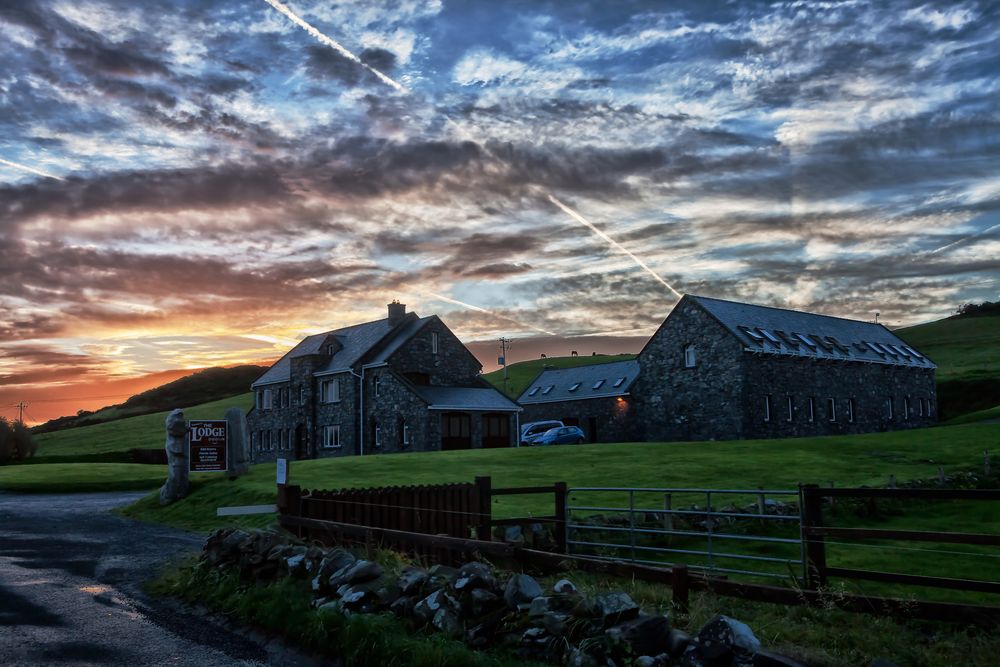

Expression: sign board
xmin=189 ymin=420 xmax=228 ymax=473
xmin=276 ymin=458 xmax=288 ymax=485
xmin=498 ymin=356 xmax=505 ymax=366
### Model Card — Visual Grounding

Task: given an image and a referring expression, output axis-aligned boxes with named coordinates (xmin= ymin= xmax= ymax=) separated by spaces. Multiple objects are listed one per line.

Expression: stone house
xmin=632 ymin=295 xmax=937 ymax=442
xmin=247 ymin=302 xmax=520 ymax=462
xmin=517 ymin=359 xmax=641 ymax=443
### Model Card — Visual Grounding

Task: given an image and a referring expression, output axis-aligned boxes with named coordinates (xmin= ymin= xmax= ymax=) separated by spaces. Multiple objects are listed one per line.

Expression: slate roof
xmin=688 ymin=295 xmax=936 ymax=368
xmin=412 ymin=385 xmax=521 ymax=412
xmin=518 ymin=359 xmax=640 ymax=404
xmin=252 ymin=314 xmax=421 ymax=387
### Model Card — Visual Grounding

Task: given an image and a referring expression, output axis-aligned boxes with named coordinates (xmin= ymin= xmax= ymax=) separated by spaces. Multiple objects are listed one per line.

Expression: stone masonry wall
xmin=634 ymin=299 xmax=746 ymax=442
xmin=365 ymin=368 xmax=437 ymax=453
xmin=520 ymin=396 xmax=639 ymax=443
xmin=741 ymin=355 xmax=937 ymax=439
xmin=388 ymin=317 xmax=483 ymax=387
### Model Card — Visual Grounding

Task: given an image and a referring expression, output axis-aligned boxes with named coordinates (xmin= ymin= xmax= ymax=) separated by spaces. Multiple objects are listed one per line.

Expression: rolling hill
xmin=482 ymin=354 xmax=636 ymax=399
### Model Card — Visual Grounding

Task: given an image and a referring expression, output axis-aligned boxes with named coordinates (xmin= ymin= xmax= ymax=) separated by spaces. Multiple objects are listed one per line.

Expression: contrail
xmin=426 ymin=292 xmax=557 ymax=336
xmin=928 ymin=222 xmax=1000 ymax=255
xmin=261 ymin=0 xmax=407 ymax=93
xmin=0 ymin=157 xmax=63 ymax=181
xmin=547 ymin=194 xmax=683 ymax=299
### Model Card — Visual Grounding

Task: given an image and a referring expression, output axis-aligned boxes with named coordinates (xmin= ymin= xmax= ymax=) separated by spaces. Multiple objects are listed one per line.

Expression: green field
xmin=896 ymin=314 xmax=1000 ymax=382
xmin=0 ymin=462 xmax=167 ymax=493
xmin=30 ymin=393 xmax=254 ymax=463
xmin=483 ymin=354 xmax=636 ymax=398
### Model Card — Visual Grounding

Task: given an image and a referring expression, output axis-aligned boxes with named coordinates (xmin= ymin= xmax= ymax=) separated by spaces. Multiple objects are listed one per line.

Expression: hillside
xmin=34 ymin=365 xmax=265 ymax=434
xmin=896 ymin=314 xmax=1000 ymax=419
xmin=483 ymin=354 xmax=637 ymax=398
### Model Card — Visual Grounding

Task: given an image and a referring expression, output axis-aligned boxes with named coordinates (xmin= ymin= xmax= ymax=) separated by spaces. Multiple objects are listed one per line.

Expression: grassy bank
xmin=482 ymin=354 xmax=636 ymax=398
xmin=0 ymin=462 xmax=166 ymax=493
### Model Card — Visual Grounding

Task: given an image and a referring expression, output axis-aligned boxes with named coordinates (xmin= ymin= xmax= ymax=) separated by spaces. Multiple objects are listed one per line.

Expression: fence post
xmin=757 ymin=487 xmax=766 ymax=524
xmin=663 ymin=493 xmax=673 ymax=544
xmin=474 ymin=476 xmax=492 ymax=541
xmin=554 ymin=481 xmax=568 ymax=554
xmin=800 ymin=484 xmax=827 ymax=589
xmin=277 ymin=484 xmax=302 ymax=537
xmin=672 ymin=564 xmax=689 ymax=613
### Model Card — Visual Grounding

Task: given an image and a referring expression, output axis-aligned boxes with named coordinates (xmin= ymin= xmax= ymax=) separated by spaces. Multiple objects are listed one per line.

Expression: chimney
xmin=387 ymin=300 xmax=406 ymax=326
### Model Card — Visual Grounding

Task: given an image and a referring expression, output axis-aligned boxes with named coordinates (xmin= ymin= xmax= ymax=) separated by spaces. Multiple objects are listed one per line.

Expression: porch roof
xmin=413 ymin=386 xmax=521 ymax=412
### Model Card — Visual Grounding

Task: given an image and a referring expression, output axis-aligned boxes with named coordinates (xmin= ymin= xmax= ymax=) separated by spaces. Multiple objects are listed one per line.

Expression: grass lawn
xmin=31 ymin=393 xmax=254 ymax=463
xmin=0 ymin=463 xmax=167 ymax=493
xmin=482 ymin=354 xmax=636 ymax=398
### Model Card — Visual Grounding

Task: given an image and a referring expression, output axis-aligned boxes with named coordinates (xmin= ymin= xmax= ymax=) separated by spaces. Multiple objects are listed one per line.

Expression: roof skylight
xmin=568 ymin=382 xmax=581 ymax=392
xmin=528 ymin=387 xmax=540 ymax=396
xmin=592 ymin=379 xmax=605 ymax=390
xmin=542 ymin=385 xmax=554 ymax=395
xmin=613 ymin=377 xmax=626 ymax=387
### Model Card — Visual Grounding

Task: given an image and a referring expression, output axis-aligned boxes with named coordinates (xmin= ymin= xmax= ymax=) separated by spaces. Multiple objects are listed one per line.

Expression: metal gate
xmin=566 ymin=486 xmax=804 ymax=581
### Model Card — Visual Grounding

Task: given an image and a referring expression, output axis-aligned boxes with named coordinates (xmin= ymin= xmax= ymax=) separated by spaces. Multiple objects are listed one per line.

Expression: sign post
xmin=189 ymin=420 xmax=228 ymax=473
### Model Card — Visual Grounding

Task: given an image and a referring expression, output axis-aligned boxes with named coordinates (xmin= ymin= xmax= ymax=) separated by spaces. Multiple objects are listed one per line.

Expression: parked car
xmin=520 ymin=420 xmax=564 ymax=446
xmin=533 ymin=426 xmax=586 ymax=446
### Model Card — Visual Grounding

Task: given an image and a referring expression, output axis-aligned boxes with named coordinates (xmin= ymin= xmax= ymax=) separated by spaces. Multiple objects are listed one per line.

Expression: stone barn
xmin=633 ymin=295 xmax=937 ymax=442
xmin=517 ymin=359 xmax=641 ymax=443
xmin=247 ymin=302 xmax=520 ymax=462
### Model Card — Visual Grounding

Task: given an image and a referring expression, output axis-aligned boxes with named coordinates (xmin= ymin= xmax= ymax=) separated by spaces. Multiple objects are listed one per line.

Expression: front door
xmin=294 ymin=424 xmax=308 ymax=459
xmin=441 ymin=412 xmax=472 ymax=450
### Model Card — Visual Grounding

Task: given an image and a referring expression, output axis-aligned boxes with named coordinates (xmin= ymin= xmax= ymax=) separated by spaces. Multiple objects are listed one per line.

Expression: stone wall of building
xmin=388 ymin=317 xmax=483 ymax=387
xmin=740 ymin=355 xmax=937 ymax=439
xmin=519 ymin=396 xmax=638 ymax=443
xmin=313 ymin=370 xmax=361 ymax=458
xmin=634 ymin=299 xmax=746 ymax=442
xmin=365 ymin=368 xmax=438 ymax=454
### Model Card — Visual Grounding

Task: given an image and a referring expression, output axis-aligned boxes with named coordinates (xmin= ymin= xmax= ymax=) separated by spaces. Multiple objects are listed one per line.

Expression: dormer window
xmin=684 ymin=345 xmax=697 ymax=368
xmin=326 ymin=344 xmax=335 ymax=356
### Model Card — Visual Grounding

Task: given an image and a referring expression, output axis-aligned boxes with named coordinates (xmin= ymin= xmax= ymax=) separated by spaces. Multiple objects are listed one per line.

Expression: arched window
xmin=684 ymin=344 xmax=697 ymax=368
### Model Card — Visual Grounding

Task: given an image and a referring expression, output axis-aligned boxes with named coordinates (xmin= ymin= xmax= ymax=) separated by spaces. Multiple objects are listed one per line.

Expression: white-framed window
xmin=847 ymin=398 xmax=855 ymax=423
xmin=266 ymin=430 xmax=273 ymax=451
xmin=431 ymin=331 xmax=439 ymax=354
xmin=827 ymin=398 xmax=837 ymax=422
xmin=323 ymin=425 xmax=341 ymax=449
xmin=255 ymin=391 xmax=261 ymax=410
xmin=684 ymin=344 xmax=697 ymax=368
xmin=786 ymin=396 xmax=794 ymax=422
xmin=373 ymin=375 xmax=381 ymax=397
xmin=807 ymin=397 xmax=815 ymax=422
xmin=262 ymin=389 xmax=273 ymax=410
xmin=918 ymin=398 xmax=924 ymax=417
xmin=326 ymin=344 xmax=336 ymax=356
xmin=402 ymin=423 xmax=411 ymax=446
xmin=322 ymin=378 xmax=340 ymax=403
xmin=885 ymin=397 xmax=894 ymax=420
xmin=903 ymin=397 xmax=911 ymax=420
xmin=374 ymin=423 xmax=382 ymax=448
xmin=764 ymin=394 xmax=772 ymax=422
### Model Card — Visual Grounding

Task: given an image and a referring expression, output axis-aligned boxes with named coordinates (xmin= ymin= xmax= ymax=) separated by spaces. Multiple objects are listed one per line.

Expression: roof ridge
xmin=688 ymin=294 xmax=888 ymax=329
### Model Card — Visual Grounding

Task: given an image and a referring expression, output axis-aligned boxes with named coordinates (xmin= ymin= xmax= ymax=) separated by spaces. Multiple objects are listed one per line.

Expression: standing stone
xmin=159 ymin=409 xmax=189 ymax=505
xmin=225 ymin=407 xmax=251 ymax=479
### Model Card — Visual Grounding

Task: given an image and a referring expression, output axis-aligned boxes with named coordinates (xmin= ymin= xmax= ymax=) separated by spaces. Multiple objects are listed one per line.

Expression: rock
xmin=542 ymin=611 xmax=571 ymax=636
xmin=698 ymin=615 xmax=761 ymax=659
xmin=389 ymin=595 xmax=414 ymax=617
xmin=328 ymin=560 xmax=383 ymax=588
xmin=566 ymin=647 xmax=601 ymax=667
xmin=594 ymin=592 xmax=640 ymax=627
xmin=432 ymin=607 xmax=462 ymax=636
xmin=503 ymin=525 xmax=524 ymax=544
xmin=338 ymin=583 xmax=372 ymax=606
xmin=754 ymin=650 xmax=807 ymax=666
xmin=468 ymin=587 xmax=501 ymax=617
xmin=528 ymin=596 xmax=552 ymax=617
xmin=605 ymin=613 xmax=670 ymax=657
xmin=553 ymin=578 xmax=577 ymax=594
xmin=504 ymin=573 xmax=543 ymax=609
xmin=453 ymin=561 xmax=497 ymax=591
xmin=159 ymin=409 xmax=190 ymax=505
xmin=428 ymin=564 xmax=458 ymax=584
xmin=376 ymin=583 xmax=402 ymax=607
xmin=316 ymin=599 xmax=342 ymax=614
xmin=414 ymin=589 xmax=458 ymax=624
xmin=667 ymin=628 xmax=693 ymax=657
xmin=284 ymin=554 xmax=307 ymax=577
xmin=397 ymin=566 xmax=429 ymax=595
xmin=224 ymin=407 xmax=251 ymax=479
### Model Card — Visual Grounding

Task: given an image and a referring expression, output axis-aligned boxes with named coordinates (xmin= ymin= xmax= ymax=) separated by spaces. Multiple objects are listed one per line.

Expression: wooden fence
xmin=800 ymin=484 xmax=1000 ymax=595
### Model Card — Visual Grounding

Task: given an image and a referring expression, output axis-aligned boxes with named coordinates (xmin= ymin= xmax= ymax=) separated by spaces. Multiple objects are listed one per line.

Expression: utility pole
xmin=15 ymin=401 xmax=27 ymax=425
xmin=499 ymin=338 xmax=511 ymax=395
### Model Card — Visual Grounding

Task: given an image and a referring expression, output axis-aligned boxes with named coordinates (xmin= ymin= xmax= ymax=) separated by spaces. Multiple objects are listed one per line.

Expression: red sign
xmin=189 ymin=420 xmax=228 ymax=473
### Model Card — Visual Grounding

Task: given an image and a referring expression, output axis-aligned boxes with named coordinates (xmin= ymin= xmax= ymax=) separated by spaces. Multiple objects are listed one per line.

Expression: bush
xmin=0 ymin=418 xmax=37 ymax=463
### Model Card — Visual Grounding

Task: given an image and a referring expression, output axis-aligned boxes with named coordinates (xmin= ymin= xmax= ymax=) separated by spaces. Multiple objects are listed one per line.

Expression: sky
xmin=1 ymin=0 xmax=998 ymax=424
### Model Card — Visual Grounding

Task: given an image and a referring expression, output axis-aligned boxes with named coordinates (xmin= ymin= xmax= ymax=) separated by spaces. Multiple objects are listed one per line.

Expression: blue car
xmin=534 ymin=426 xmax=586 ymax=446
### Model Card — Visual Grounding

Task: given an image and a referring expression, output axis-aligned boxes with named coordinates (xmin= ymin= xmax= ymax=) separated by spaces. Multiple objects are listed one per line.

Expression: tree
xmin=0 ymin=417 xmax=36 ymax=464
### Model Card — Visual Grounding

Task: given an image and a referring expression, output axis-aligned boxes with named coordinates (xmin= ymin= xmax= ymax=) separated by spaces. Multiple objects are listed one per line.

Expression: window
xmin=903 ymin=397 xmax=911 ymax=420
xmin=431 ymin=331 xmax=439 ymax=354
xmin=885 ymin=397 xmax=894 ymax=420
xmin=281 ymin=388 xmax=288 ymax=408
xmin=401 ymin=421 xmax=411 ymax=447
xmin=373 ymin=375 xmax=381 ymax=397
xmin=613 ymin=377 xmax=626 ymax=388
xmin=684 ymin=345 xmax=697 ymax=368
xmin=256 ymin=391 xmax=262 ymax=410
xmin=763 ymin=394 xmax=772 ymax=422
xmin=568 ymin=382 xmax=581 ymax=392
xmin=758 ymin=329 xmax=781 ymax=346
xmin=925 ymin=398 xmax=932 ymax=416
xmin=740 ymin=326 xmax=765 ymax=343
xmin=827 ymin=398 xmax=837 ymax=422
xmin=528 ymin=386 xmax=540 ymax=396
xmin=262 ymin=389 xmax=273 ymax=410
xmin=374 ymin=423 xmax=382 ymax=448
xmin=795 ymin=333 xmax=818 ymax=349
xmin=280 ymin=430 xmax=286 ymax=450
xmin=847 ymin=398 xmax=855 ymax=423
xmin=322 ymin=378 xmax=340 ymax=403
xmin=251 ymin=431 xmax=257 ymax=451
xmin=592 ymin=379 xmax=605 ymax=390
xmin=807 ymin=397 xmax=815 ymax=422
xmin=786 ymin=396 xmax=794 ymax=422
xmin=299 ymin=385 xmax=305 ymax=405
xmin=323 ymin=425 xmax=341 ymax=449
xmin=542 ymin=385 xmax=554 ymax=395
xmin=326 ymin=344 xmax=336 ymax=356
xmin=266 ymin=430 xmax=273 ymax=451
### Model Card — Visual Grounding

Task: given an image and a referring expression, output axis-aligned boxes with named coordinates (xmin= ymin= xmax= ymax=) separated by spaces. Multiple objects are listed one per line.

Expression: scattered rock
xmin=605 ymin=613 xmax=670 ymax=657
xmin=397 ymin=566 xmax=429 ymax=595
xmin=698 ymin=615 xmax=761 ymax=657
xmin=667 ymin=628 xmax=693 ymax=657
xmin=529 ymin=596 xmax=552 ymax=617
xmin=453 ymin=561 xmax=497 ymax=591
xmin=504 ymin=573 xmax=542 ymax=609
xmin=328 ymin=559 xmax=383 ymax=588
xmin=553 ymin=578 xmax=577 ymax=594
xmin=594 ymin=592 xmax=640 ymax=627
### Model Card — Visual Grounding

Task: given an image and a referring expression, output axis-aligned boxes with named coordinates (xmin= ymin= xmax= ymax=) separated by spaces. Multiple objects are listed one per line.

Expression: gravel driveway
xmin=0 ymin=491 xmax=303 ymax=666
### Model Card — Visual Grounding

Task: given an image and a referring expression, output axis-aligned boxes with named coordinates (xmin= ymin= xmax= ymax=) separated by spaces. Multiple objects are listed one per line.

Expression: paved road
xmin=0 ymin=491 xmax=293 ymax=666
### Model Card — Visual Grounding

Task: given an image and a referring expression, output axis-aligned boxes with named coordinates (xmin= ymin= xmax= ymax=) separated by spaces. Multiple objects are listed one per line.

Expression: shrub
xmin=0 ymin=417 xmax=37 ymax=464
